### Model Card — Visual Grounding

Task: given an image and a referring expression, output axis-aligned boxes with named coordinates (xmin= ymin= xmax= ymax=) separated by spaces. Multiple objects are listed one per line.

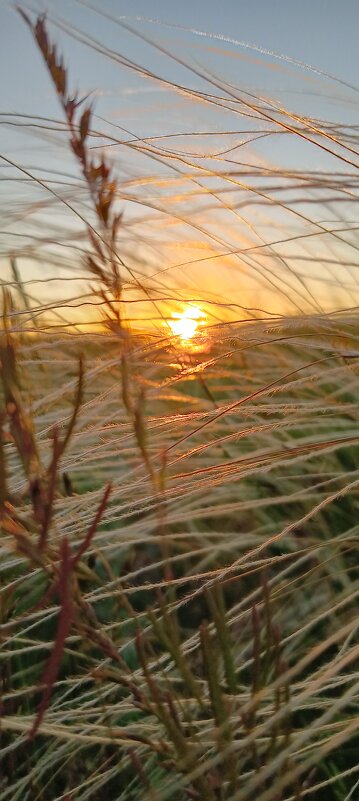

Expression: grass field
xmin=1 ymin=7 xmax=359 ymax=801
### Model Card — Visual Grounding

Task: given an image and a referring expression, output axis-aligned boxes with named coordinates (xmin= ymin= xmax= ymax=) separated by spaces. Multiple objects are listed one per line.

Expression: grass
xmin=1 ymin=7 xmax=359 ymax=800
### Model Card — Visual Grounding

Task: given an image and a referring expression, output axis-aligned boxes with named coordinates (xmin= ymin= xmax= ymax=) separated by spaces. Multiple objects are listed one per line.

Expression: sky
xmin=2 ymin=1 xmax=359 ymax=330
xmin=2 ymin=0 xmax=359 ymax=110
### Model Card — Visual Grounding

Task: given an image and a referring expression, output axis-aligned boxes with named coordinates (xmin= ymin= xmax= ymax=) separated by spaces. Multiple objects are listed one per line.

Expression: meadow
xmin=1 ymin=7 xmax=359 ymax=800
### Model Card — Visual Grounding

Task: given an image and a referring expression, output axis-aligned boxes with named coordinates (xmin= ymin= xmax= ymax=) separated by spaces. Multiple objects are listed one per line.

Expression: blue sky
xmin=2 ymin=0 xmax=359 ymax=133
xmin=2 ymin=1 xmax=359 ymax=325
xmin=2 ymin=2 xmax=359 ymax=96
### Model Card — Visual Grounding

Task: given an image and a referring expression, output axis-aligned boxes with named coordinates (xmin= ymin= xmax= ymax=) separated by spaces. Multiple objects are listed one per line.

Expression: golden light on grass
xmin=168 ymin=305 xmax=204 ymax=343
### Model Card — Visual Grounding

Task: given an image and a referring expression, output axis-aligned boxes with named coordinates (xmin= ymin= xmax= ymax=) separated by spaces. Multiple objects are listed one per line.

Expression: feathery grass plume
xmin=17 ymin=11 xmax=177 ymax=598
xmin=1 ymin=290 xmax=42 ymax=484
xmin=17 ymin=9 xmax=123 ymax=319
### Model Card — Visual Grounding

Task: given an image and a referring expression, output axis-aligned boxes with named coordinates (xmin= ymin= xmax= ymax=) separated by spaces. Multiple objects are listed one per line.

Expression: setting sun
xmin=168 ymin=306 xmax=203 ymax=341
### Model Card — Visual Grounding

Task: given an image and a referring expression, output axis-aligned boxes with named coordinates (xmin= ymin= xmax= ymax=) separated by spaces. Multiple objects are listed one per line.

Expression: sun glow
xmin=168 ymin=306 xmax=204 ymax=342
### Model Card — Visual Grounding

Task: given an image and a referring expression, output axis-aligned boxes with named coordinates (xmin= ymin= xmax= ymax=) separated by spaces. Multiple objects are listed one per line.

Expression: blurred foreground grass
xmin=1 ymin=314 xmax=359 ymax=800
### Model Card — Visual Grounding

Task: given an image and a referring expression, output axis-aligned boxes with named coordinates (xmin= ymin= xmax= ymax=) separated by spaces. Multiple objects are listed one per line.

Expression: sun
xmin=168 ymin=306 xmax=203 ymax=342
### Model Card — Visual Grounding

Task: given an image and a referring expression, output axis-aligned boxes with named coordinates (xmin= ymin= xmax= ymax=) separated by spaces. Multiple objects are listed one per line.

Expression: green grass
xmin=2 ymin=321 xmax=359 ymax=800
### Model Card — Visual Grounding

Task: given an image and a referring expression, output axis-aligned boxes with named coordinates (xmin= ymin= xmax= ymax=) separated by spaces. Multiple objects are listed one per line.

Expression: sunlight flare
xmin=168 ymin=306 xmax=204 ymax=342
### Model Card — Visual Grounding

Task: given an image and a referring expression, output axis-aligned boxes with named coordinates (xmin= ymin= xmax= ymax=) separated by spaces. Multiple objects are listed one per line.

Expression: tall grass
xmin=1 ymin=7 xmax=359 ymax=800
